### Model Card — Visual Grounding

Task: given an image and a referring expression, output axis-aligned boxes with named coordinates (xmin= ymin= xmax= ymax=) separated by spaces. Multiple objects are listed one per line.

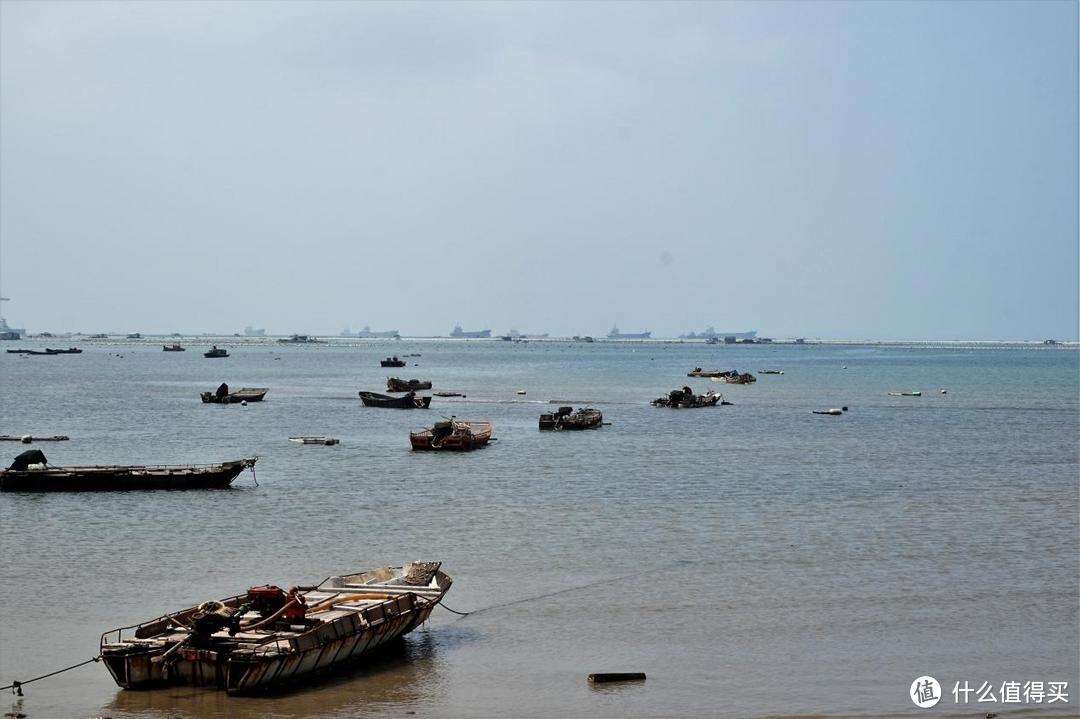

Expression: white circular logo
xmin=911 ymin=676 xmax=942 ymax=708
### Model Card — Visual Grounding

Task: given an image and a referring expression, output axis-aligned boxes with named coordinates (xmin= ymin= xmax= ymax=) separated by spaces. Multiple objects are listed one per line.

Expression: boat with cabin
xmin=0 ymin=451 xmax=256 ymax=491
xmin=410 ymin=419 xmax=493 ymax=451
xmin=204 ymin=347 xmax=229 ymax=358
xmin=99 ymin=562 xmax=451 ymax=694
xmin=163 ymin=344 xmax=186 ymax=352
xmin=380 ymin=356 xmax=406 ymax=367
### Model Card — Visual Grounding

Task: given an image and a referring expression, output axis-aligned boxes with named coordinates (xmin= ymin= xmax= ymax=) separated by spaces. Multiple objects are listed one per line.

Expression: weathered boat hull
xmin=386 ymin=378 xmax=432 ymax=392
xmin=0 ymin=458 xmax=255 ymax=492
xmin=539 ymin=408 xmax=603 ymax=430
xmin=410 ymin=422 xmax=492 ymax=451
xmin=359 ymin=392 xmax=431 ymax=409
xmin=100 ymin=564 xmax=451 ymax=695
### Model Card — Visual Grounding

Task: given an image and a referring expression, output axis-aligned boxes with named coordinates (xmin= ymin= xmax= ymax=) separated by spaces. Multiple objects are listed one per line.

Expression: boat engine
xmin=247 ymin=585 xmax=307 ymax=622
xmin=190 ymin=600 xmax=238 ymax=646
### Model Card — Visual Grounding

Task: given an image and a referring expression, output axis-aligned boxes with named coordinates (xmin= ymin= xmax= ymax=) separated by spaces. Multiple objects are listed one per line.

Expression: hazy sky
xmin=1 ymin=1 xmax=1076 ymax=340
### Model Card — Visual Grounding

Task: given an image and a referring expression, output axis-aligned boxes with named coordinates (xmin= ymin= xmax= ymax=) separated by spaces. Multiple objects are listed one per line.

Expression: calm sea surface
xmin=1 ymin=339 xmax=1077 ymax=719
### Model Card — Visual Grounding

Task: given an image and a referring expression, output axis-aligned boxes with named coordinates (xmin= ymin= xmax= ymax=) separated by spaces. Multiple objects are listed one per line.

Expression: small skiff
xmin=100 ymin=562 xmax=451 ymax=694
xmin=410 ymin=420 xmax=493 ymax=451
xmin=539 ymin=407 xmax=603 ymax=430
xmin=0 ymin=455 xmax=257 ymax=492
xmin=288 ymin=437 xmax=340 ymax=445
xmin=360 ymin=391 xmax=432 ymax=409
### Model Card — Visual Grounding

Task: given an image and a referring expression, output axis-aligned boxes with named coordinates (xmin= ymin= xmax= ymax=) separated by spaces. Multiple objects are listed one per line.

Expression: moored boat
xmin=387 ymin=377 xmax=432 ymax=392
xmin=0 ymin=452 xmax=257 ymax=491
xmin=204 ymin=347 xmax=229 ymax=358
xmin=887 ymin=391 xmax=922 ymax=397
xmin=288 ymin=436 xmax=340 ymax=445
xmin=539 ymin=406 xmax=603 ymax=430
xmin=359 ymin=391 xmax=432 ymax=409
xmin=709 ymin=370 xmax=757 ymax=384
xmin=687 ymin=367 xmax=727 ymax=377
xmin=380 ymin=356 xmax=406 ymax=367
xmin=652 ymin=387 xmax=729 ymax=408
xmin=201 ymin=387 xmax=268 ymax=404
xmin=45 ymin=347 xmax=82 ymax=354
xmin=99 ymin=562 xmax=451 ymax=694
xmin=759 ymin=369 xmax=784 ymax=375
xmin=410 ymin=419 xmax=493 ymax=451
xmin=163 ymin=344 xmax=186 ymax=352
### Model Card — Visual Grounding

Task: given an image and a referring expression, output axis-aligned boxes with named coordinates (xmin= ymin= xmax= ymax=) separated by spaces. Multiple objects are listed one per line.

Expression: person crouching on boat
xmin=216 ymin=382 xmax=229 ymax=400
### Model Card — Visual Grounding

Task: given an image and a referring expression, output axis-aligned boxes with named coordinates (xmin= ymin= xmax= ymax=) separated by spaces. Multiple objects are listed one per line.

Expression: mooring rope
xmin=439 ymin=569 xmax=643 ymax=618
xmin=2 ymin=656 xmax=100 ymax=696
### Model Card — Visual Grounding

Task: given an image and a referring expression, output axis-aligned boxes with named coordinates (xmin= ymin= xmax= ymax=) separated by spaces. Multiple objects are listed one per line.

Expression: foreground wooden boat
xmin=410 ymin=420 xmax=493 ymax=451
xmin=539 ymin=407 xmax=603 ymax=430
xmin=201 ymin=388 xmax=269 ymax=404
xmin=100 ymin=562 xmax=451 ymax=694
xmin=0 ymin=454 xmax=257 ymax=491
xmin=387 ymin=377 xmax=432 ymax=392
xmin=359 ymin=391 xmax=432 ymax=409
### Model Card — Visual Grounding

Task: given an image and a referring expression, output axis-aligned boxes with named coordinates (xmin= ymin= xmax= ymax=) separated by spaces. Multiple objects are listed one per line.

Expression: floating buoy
xmin=588 ymin=672 xmax=646 ymax=683
xmin=240 ymin=400 xmax=248 ymax=406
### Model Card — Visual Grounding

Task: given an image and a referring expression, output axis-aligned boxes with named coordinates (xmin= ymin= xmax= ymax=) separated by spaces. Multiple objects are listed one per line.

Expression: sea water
xmin=0 ymin=340 xmax=1077 ymax=718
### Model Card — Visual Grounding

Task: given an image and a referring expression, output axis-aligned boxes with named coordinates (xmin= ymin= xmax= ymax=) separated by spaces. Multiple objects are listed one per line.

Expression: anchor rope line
xmin=2 ymin=656 xmax=101 ymax=695
xmin=438 ymin=569 xmax=641 ymax=618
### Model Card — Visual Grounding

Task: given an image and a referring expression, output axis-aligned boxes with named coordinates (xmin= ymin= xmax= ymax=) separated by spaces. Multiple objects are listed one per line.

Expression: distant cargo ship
xmin=682 ymin=327 xmax=757 ymax=340
xmin=450 ymin=325 xmax=491 ymax=338
xmin=342 ymin=326 xmax=400 ymax=338
xmin=607 ymin=326 xmax=651 ymax=340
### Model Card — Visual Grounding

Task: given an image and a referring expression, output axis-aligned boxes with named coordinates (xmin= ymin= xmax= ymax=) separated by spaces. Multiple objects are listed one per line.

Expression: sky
xmin=0 ymin=0 xmax=1076 ymax=340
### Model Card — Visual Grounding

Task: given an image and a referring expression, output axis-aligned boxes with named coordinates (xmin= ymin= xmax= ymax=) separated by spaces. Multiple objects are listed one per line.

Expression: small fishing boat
xmin=359 ymin=391 xmax=432 ymax=409
xmin=433 ymin=391 xmax=464 ymax=398
xmin=539 ymin=407 xmax=603 ymax=430
xmin=100 ymin=562 xmax=451 ymax=694
xmin=410 ymin=419 xmax=493 ymax=451
xmin=380 ymin=356 xmax=406 ymax=367
xmin=45 ymin=347 xmax=82 ymax=354
xmin=652 ymin=388 xmax=728 ymax=408
xmin=813 ymin=408 xmax=843 ymax=415
xmin=288 ymin=436 xmax=340 ymax=445
xmin=0 ymin=452 xmax=256 ymax=491
xmin=887 ymin=391 xmax=922 ymax=397
xmin=163 ymin=344 xmax=186 ymax=352
xmin=758 ymin=369 xmax=784 ymax=375
xmin=709 ymin=371 xmax=757 ymax=384
xmin=204 ymin=347 xmax=229 ymax=358
xmin=387 ymin=377 xmax=432 ymax=392
xmin=6 ymin=348 xmax=57 ymax=355
xmin=201 ymin=388 xmax=268 ymax=404
xmin=686 ymin=368 xmax=727 ymax=378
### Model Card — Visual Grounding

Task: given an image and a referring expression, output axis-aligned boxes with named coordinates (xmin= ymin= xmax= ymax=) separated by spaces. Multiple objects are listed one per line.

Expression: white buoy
xmin=241 ymin=400 xmax=248 ymax=406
